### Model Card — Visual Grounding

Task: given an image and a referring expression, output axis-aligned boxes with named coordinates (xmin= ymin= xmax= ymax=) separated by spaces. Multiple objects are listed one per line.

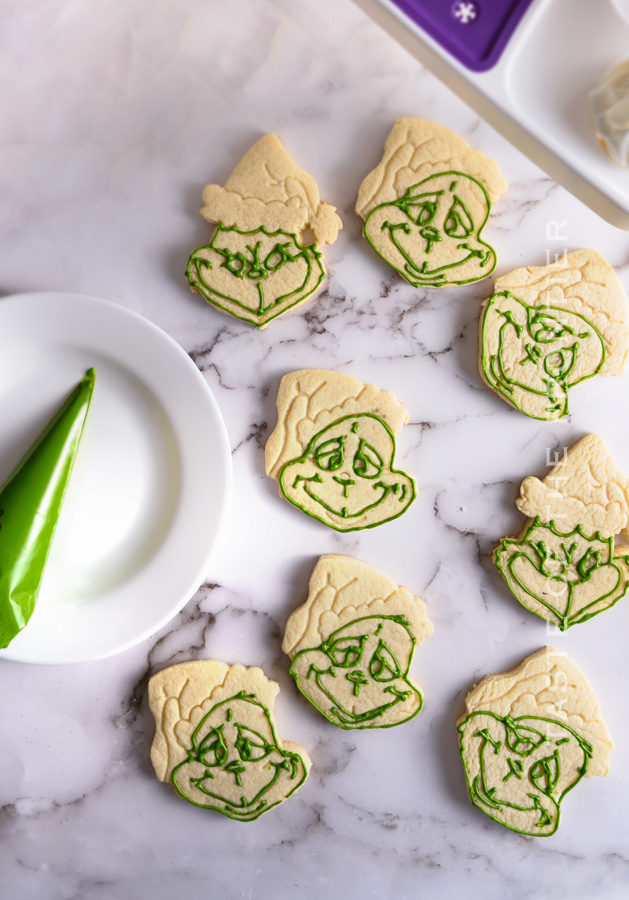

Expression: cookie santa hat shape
xmin=283 ymin=555 xmax=433 ymax=729
xmin=458 ymin=647 xmax=613 ymax=836
xmin=186 ymin=134 xmax=342 ymax=328
xmin=479 ymin=249 xmax=629 ymax=421
xmin=356 ymin=118 xmax=507 ymax=288
xmin=149 ymin=661 xmax=311 ymax=821
xmin=494 ymin=434 xmax=629 ymax=630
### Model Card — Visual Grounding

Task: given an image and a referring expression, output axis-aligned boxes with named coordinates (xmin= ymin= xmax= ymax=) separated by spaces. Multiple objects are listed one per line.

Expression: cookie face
xmin=172 ymin=693 xmax=306 ymax=819
xmin=364 ymin=172 xmax=495 ymax=287
xmin=356 ymin=119 xmax=507 ymax=288
xmin=458 ymin=712 xmax=590 ymax=836
xmin=480 ymin=291 xmax=605 ymax=420
xmin=149 ymin=662 xmax=310 ymax=821
xmin=266 ymin=370 xmax=416 ymax=532
xmin=187 ymin=134 xmax=341 ymax=328
xmin=279 ymin=413 xmax=415 ymax=530
xmin=457 ymin=648 xmax=613 ymax=836
xmin=283 ymin=556 xmax=433 ymax=729
xmin=495 ymin=518 xmax=629 ymax=631
xmin=479 ymin=250 xmax=629 ymax=420
xmin=494 ymin=435 xmax=629 ymax=628
xmin=186 ymin=225 xmax=325 ymax=326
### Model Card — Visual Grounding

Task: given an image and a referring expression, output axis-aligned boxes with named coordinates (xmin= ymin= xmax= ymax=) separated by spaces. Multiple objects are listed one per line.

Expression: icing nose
xmin=223 ymin=760 xmax=246 ymax=785
xmin=419 ymin=225 xmax=441 ymax=254
xmin=333 ymin=475 xmax=356 ymax=498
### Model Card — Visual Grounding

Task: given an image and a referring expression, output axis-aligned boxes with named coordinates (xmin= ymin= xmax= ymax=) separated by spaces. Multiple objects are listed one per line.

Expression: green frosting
xmin=186 ymin=224 xmax=325 ymax=327
xmin=363 ymin=171 xmax=496 ymax=287
xmin=289 ymin=614 xmax=422 ymax=729
xmin=0 ymin=369 xmax=95 ymax=648
xmin=279 ymin=413 xmax=415 ymax=532
xmin=458 ymin=711 xmax=591 ymax=836
xmin=494 ymin=518 xmax=629 ymax=630
xmin=480 ymin=290 xmax=605 ymax=421
xmin=172 ymin=690 xmax=308 ymax=821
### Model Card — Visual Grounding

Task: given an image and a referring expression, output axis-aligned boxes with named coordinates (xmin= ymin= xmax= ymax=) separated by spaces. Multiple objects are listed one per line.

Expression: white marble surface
xmin=2 ymin=1 xmax=629 ymax=897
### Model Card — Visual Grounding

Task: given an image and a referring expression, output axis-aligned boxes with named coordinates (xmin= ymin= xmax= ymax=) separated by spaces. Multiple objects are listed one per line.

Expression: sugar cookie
xmin=149 ymin=661 xmax=310 ymax=820
xmin=494 ymin=434 xmax=629 ymax=630
xmin=356 ymin=119 xmax=507 ymax=287
xmin=479 ymin=249 xmax=629 ymax=420
xmin=265 ymin=369 xmax=416 ymax=531
xmin=186 ymin=134 xmax=342 ymax=327
xmin=458 ymin=647 xmax=613 ymax=836
xmin=284 ymin=555 xmax=432 ymax=729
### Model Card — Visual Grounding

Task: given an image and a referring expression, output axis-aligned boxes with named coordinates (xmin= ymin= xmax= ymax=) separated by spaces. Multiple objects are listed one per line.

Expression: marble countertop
xmin=2 ymin=1 xmax=629 ymax=898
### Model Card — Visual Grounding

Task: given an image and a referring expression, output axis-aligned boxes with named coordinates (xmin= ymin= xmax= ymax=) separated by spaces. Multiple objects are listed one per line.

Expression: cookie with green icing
xmin=186 ymin=134 xmax=342 ymax=328
xmin=265 ymin=369 xmax=416 ymax=531
xmin=479 ymin=249 xmax=629 ymax=421
xmin=149 ymin=661 xmax=310 ymax=821
xmin=458 ymin=647 xmax=613 ymax=836
xmin=356 ymin=119 xmax=507 ymax=287
xmin=494 ymin=434 xmax=629 ymax=630
xmin=283 ymin=555 xmax=433 ymax=729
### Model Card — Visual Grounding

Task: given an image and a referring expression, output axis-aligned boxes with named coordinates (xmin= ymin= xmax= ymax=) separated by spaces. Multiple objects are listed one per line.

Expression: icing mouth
xmin=293 ymin=475 xmax=404 ymax=519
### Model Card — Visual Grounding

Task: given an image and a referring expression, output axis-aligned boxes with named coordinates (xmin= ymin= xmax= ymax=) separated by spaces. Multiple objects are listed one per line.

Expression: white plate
xmin=0 ymin=292 xmax=232 ymax=665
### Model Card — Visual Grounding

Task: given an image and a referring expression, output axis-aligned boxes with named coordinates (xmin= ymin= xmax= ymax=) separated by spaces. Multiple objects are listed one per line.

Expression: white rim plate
xmin=0 ymin=292 xmax=232 ymax=664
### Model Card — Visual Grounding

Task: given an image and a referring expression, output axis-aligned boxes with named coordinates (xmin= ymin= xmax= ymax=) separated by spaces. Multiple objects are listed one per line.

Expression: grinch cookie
xmin=356 ymin=119 xmax=507 ymax=287
xmin=186 ymin=134 xmax=342 ymax=327
xmin=265 ymin=369 xmax=416 ymax=531
xmin=479 ymin=249 xmax=629 ymax=421
xmin=149 ymin=661 xmax=310 ymax=821
xmin=494 ymin=434 xmax=629 ymax=630
xmin=458 ymin=647 xmax=613 ymax=836
xmin=283 ymin=555 xmax=433 ymax=729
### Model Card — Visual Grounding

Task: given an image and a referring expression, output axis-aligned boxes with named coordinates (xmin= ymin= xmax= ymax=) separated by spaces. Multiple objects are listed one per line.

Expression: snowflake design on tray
xmin=453 ymin=2 xmax=478 ymax=24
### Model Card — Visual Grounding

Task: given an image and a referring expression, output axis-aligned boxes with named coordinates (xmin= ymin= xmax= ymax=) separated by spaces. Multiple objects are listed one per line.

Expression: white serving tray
xmin=353 ymin=0 xmax=629 ymax=229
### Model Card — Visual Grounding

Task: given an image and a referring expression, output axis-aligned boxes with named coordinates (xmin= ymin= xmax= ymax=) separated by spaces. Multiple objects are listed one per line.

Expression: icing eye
xmin=530 ymin=313 xmax=574 ymax=343
xmin=529 ymin=751 xmax=560 ymax=795
xmin=235 ymin=725 xmax=274 ymax=762
xmin=398 ymin=190 xmax=442 ymax=225
xmin=197 ymin=726 xmax=228 ymax=767
xmin=369 ymin=640 xmax=402 ymax=682
xmin=352 ymin=439 xmax=384 ymax=479
xmin=414 ymin=201 xmax=439 ymax=225
xmin=326 ymin=636 xmax=367 ymax=667
xmin=504 ymin=718 xmax=547 ymax=757
xmin=443 ymin=197 xmax=474 ymax=238
xmin=314 ymin=436 xmax=345 ymax=471
xmin=544 ymin=346 xmax=577 ymax=380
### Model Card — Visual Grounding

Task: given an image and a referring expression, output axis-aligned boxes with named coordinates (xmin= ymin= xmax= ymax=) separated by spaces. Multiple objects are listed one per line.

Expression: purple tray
xmin=389 ymin=0 xmax=537 ymax=72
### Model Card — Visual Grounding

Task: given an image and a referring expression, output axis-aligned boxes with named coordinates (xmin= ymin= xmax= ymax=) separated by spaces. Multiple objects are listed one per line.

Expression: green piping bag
xmin=0 ymin=368 xmax=95 ymax=648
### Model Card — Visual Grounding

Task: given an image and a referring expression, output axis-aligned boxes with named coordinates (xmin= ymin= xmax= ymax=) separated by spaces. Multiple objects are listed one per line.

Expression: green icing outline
xmin=185 ymin=224 xmax=326 ymax=328
xmin=363 ymin=171 xmax=496 ymax=288
xmin=171 ymin=690 xmax=308 ymax=821
xmin=479 ymin=290 xmax=606 ymax=421
xmin=457 ymin=711 xmax=592 ymax=837
xmin=278 ymin=413 xmax=416 ymax=532
xmin=494 ymin=517 xmax=629 ymax=631
xmin=289 ymin=614 xmax=422 ymax=730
